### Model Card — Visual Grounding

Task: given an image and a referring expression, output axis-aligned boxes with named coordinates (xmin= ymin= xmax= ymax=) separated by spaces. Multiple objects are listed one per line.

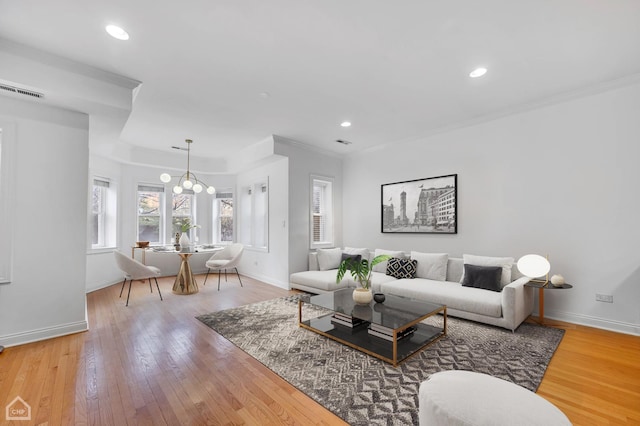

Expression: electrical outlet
xmin=595 ymin=294 xmax=613 ymax=303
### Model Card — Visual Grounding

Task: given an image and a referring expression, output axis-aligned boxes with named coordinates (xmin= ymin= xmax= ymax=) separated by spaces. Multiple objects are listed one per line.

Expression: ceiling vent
xmin=0 ymin=83 xmax=44 ymax=99
xmin=335 ymin=139 xmax=353 ymax=145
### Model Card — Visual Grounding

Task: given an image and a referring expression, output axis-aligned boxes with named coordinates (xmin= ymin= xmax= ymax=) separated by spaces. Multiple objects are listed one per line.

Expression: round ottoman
xmin=418 ymin=370 xmax=571 ymax=426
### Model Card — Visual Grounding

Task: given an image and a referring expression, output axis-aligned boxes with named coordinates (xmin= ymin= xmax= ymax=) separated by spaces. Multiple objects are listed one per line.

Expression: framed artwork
xmin=381 ymin=174 xmax=457 ymax=234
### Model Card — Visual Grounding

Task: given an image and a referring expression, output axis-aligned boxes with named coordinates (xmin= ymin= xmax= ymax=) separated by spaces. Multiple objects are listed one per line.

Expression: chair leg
xmin=204 ymin=268 xmax=210 ymax=286
xmin=119 ymin=278 xmax=127 ymax=298
xmin=217 ymin=270 xmax=222 ymax=291
xmin=155 ymin=277 xmax=163 ymax=301
xmin=234 ymin=267 xmax=243 ymax=287
xmin=149 ymin=279 xmax=153 ymax=293
xmin=126 ymin=279 xmax=133 ymax=307
xmin=225 ymin=269 xmax=228 ymax=281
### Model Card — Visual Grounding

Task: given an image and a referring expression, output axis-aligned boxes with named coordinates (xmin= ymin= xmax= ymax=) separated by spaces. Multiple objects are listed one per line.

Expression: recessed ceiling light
xmin=106 ymin=25 xmax=129 ymax=41
xmin=260 ymin=92 xmax=270 ymax=98
xmin=469 ymin=67 xmax=487 ymax=78
xmin=340 ymin=121 xmax=351 ymax=127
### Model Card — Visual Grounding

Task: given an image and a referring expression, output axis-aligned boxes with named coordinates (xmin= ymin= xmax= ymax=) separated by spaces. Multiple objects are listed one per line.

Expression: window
xmin=137 ymin=184 xmax=164 ymax=243
xmin=91 ymin=177 xmax=116 ymax=248
xmin=239 ymin=180 xmax=268 ymax=250
xmin=172 ymin=191 xmax=196 ymax=240
xmin=311 ymin=176 xmax=333 ymax=248
xmin=213 ymin=191 xmax=234 ymax=244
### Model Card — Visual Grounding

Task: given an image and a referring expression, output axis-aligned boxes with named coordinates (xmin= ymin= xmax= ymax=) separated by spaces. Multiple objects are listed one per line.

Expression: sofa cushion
xmin=372 ymin=249 xmax=405 ymax=273
xmin=343 ymin=247 xmax=370 ymax=261
xmin=386 ymin=258 xmax=417 ymax=279
xmin=369 ymin=272 xmax=399 ymax=293
xmin=461 ymin=264 xmax=502 ymax=292
xmin=290 ymin=270 xmax=350 ymax=291
xmin=411 ymin=251 xmax=448 ymax=281
xmin=461 ymin=254 xmax=514 ymax=287
xmin=317 ymin=248 xmax=342 ymax=271
xmin=380 ymin=279 xmax=503 ymax=318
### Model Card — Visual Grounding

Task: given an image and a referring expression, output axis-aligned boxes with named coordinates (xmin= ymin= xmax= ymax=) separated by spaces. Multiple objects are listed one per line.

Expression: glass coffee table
xmin=298 ymin=289 xmax=446 ymax=367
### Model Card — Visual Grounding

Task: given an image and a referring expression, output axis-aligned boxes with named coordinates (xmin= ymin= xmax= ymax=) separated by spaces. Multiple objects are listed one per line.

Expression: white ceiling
xmin=1 ymin=0 xmax=639 ymax=159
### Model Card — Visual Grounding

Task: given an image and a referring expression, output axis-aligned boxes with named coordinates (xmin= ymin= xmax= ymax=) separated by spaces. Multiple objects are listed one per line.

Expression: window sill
xmin=87 ymin=247 xmax=117 ymax=255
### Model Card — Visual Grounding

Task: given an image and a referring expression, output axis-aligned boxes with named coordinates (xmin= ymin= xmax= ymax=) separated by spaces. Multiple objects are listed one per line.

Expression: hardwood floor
xmin=0 ymin=275 xmax=638 ymax=425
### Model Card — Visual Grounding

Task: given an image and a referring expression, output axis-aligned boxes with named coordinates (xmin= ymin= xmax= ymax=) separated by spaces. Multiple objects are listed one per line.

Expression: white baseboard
xmin=0 ymin=319 xmax=88 ymax=348
xmin=542 ymin=308 xmax=640 ymax=336
xmin=239 ymin=271 xmax=289 ymax=290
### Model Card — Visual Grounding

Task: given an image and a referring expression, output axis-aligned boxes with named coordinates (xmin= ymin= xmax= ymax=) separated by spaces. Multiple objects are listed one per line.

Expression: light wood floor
xmin=0 ymin=275 xmax=638 ymax=425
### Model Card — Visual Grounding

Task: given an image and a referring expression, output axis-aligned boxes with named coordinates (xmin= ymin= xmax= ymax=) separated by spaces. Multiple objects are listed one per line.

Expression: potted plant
xmin=336 ymin=254 xmax=391 ymax=304
xmin=176 ymin=219 xmax=200 ymax=250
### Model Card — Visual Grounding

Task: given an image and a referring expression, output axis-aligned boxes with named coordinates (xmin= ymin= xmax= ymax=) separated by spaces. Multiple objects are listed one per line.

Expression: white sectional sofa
xmin=289 ymin=249 xmax=534 ymax=331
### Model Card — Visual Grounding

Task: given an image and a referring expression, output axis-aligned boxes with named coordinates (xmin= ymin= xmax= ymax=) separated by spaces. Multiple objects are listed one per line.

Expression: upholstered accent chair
xmin=203 ymin=243 xmax=244 ymax=290
xmin=113 ymin=250 xmax=163 ymax=306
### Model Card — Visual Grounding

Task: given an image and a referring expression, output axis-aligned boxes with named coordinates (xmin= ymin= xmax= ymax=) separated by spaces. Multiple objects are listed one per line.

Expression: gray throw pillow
xmin=461 ymin=264 xmax=502 ymax=292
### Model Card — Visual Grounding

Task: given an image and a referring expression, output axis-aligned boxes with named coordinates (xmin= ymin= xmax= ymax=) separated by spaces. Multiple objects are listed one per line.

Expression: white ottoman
xmin=419 ymin=370 xmax=571 ymax=426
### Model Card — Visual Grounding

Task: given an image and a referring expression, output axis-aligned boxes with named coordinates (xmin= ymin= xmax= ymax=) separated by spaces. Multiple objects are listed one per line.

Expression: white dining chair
xmin=203 ymin=243 xmax=244 ymax=290
xmin=113 ymin=250 xmax=163 ymax=306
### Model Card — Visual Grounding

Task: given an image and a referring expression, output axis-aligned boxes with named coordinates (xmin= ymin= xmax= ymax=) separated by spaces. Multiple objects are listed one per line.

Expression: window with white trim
xmin=212 ymin=191 xmax=234 ymax=244
xmin=172 ymin=191 xmax=196 ymax=240
xmin=91 ymin=177 xmax=117 ymax=248
xmin=137 ymin=184 xmax=164 ymax=243
xmin=311 ymin=176 xmax=333 ymax=248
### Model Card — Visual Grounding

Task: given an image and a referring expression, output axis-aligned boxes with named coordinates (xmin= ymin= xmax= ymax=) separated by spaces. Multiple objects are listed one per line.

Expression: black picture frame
xmin=381 ymin=174 xmax=457 ymax=234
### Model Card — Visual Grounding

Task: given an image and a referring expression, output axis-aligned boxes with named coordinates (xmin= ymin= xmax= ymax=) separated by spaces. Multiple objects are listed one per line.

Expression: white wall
xmin=274 ymin=137 xmax=343 ymax=275
xmin=0 ymin=97 xmax=90 ymax=347
xmin=236 ymin=156 xmax=290 ymax=288
xmin=342 ymin=81 xmax=640 ymax=335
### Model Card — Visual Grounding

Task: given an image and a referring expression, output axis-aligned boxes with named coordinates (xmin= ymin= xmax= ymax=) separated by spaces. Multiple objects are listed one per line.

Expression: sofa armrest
xmin=501 ymin=277 xmax=534 ymax=331
xmin=308 ymin=252 xmax=319 ymax=271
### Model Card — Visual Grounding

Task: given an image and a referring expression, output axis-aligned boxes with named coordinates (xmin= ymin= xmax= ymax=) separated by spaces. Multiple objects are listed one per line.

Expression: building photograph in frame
xmin=381 ymin=174 xmax=457 ymax=234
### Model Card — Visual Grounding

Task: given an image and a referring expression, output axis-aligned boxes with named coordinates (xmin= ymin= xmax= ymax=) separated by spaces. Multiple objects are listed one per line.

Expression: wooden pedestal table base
xmin=173 ymin=253 xmax=199 ymax=295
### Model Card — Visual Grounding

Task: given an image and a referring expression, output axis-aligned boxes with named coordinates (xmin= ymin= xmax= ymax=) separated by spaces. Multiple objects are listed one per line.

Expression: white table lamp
xmin=517 ymin=254 xmax=550 ymax=284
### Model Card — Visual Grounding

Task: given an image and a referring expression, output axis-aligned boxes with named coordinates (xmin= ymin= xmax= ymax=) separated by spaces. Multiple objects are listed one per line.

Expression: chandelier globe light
xmin=160 ymin=139 xmax=216 ymax=195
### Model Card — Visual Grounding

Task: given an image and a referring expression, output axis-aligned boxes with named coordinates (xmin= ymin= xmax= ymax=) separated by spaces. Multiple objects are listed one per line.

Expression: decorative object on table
xmin=159 ymin=139 xmax=216 ymax=195
xmin=197 ymin=296 xmax=565 ymax=426
xmin=550 ymin=274 xmax=565 ymax=287
xmin=381 ymin=174 xmax=457 ymax=234
xmin=176 ymin=218 xmax=200 ymax=253
xmin=517 ymin=254 xmax=551 ymax=284
xmin=336 ymin=254 xmax=391 ymax=304
xmin=136 ymin=241 xmax=149 ymax=248
xmin=373 ymin=293 xmax=386 ymax=303
xmin=174 ymin=232 xmax=181 ymax=251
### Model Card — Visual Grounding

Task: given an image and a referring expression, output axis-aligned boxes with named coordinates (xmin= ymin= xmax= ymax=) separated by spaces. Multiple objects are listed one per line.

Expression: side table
xmin=524 ymin=281 xmax=572 ymax=324
xmin=173 ymin=253 xmax=199 ymax=295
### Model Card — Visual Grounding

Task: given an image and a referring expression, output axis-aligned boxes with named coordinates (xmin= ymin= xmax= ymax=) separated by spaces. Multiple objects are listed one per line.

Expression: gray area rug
xmin=197 ymin=296 xmax=564 ymax=425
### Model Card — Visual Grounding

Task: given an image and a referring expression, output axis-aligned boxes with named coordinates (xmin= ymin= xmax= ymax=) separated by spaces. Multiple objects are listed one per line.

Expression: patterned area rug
xmin=196 ymin=296 xmax=564 ymax=425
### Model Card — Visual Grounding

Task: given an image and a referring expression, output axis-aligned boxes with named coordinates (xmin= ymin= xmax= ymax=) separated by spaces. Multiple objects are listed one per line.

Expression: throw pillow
xmin=372 ymin=249 xmax=405 ymax=273
xmin=410 ymin=251 xmax=449 ymax=281
xmin=317 ymin=248 xmax=342 ymax=271
xmin=461 ymin=254 xmax=514 ymax=287
xmin=343 ymin=247 xmax=370 ymax=262
xmin=340 ymin=253 xmax=362 ymax=270
xmin=461 ymin=264 xmax=503 ymax=292
xmin=386 ymin=258 xmax=417 ymax=279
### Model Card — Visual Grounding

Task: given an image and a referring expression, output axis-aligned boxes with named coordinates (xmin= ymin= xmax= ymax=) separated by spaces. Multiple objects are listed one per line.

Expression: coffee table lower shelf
xmin=299 ymin=312 xmax=446 ymax=367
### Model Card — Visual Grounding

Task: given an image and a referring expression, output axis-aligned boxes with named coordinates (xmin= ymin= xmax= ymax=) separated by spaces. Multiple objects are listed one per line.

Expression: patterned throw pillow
xmin=386 ymin=258 xmax=417 ymax=279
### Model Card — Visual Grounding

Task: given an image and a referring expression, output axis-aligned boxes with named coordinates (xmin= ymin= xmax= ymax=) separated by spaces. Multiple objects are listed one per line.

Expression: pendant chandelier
xmin=160 ymin=139 xmax=216 ymax=195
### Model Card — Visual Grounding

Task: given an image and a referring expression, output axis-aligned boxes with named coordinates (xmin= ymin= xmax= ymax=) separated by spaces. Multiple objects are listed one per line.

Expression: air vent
xmin=0 ymin=83 xmax=44 ymax=99
xmin=335 ymin=139 xmax=353 ymax=145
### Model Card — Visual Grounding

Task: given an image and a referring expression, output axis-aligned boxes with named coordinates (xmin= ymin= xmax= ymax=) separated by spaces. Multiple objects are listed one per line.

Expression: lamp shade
xmin=517 ymin=254 xmax=550 ymax=278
